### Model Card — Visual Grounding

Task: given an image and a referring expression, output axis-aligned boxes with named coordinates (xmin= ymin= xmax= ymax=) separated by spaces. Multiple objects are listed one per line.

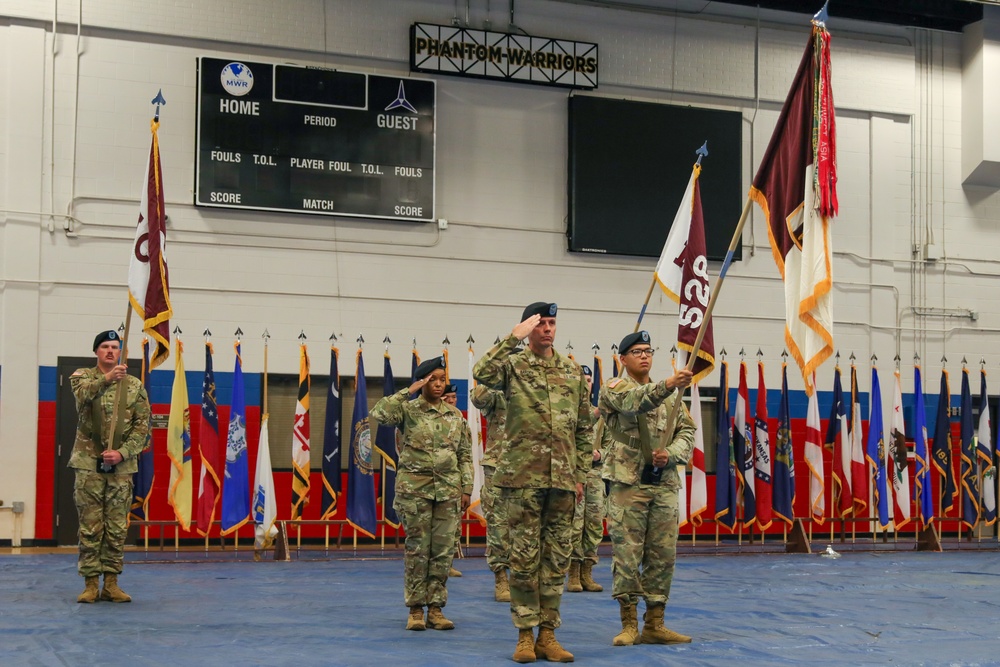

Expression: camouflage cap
xmin=521 ymin=302 xmax=557 ymax=321
xmin=93 ymin=329 xmax=121 ymax=351
xmin=414 ymin=356 xmax=446 ymax=379
xmin=618 ymin=330 xmax=651 ymax=354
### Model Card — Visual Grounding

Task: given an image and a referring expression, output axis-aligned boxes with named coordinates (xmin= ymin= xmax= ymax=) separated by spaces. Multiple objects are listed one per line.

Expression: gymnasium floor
xmin=1 ymin=548 xmax=996 ymax=666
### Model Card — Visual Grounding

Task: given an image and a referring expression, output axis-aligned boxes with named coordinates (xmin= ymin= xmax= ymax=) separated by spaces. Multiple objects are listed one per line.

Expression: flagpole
xmin=109 ymin=306 xmax=134 ymax=453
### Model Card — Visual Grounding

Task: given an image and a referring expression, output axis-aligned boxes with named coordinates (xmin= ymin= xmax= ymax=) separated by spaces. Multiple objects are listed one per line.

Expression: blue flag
xmin=827 ymin=366 xmax=852 ymax=518
xmin=959 ymin=368 xmax=979 ymax=529
xmin=714 ymin=361 xmax=737 ymax=529
xmin=913 ymin=365 xmax=934 ymax=527
xmin=591 ymin=355 xmax=602 ymax=407
xmin=346 ymin=350 xmax=377 ymax=538
xmin=866 ymin=366 xmax=890 ymax=528
xmin=374 ymin=353 xmax=399 ymax=528
xmin=772 ymin=362 xmax=795 ymax=525
xmin=320 ymin=346 xmax=342 ymax=519
xmin=221 ymin=342 xmax=250 ymax=535
xmin=932 ymin=370 xmax=957 ymax=512
xmin=130 ymin=338 xmax=155 ymax=521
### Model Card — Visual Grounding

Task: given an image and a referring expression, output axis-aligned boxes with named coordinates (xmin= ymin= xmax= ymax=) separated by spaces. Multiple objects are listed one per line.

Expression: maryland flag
xmin=196 ymin=342 xmax=222 ymax=536
xmin=127 ymin=117 xmax=172 ymax=369
xmin=751 ymin=22 xmax=837 ymax=395
xmin=913 ymin=365 xmax=934 ymax=527
xmin=291 ymin=344 xmax=311 ymax=522
xmin=166 ymin=339 xmax=192 ymax=531
xmin=129 ymin=338 xmax=155 ymax=522
xmin=320 ymin=345 xmax=342 ymax=519
xmin=653 ymin=162 xmax=715 ymax=383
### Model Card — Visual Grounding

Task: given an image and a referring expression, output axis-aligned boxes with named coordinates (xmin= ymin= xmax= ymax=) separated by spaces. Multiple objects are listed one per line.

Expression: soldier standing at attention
xmin=600 ymin=331 xmax=694 ymax=647
xmin=474 ymin=302 xmax=592 ymax=664
xmin=69 ymin=330 xmax=150 ymax=603
xmin=442 ymin=383 xmax=465 ymax=579
xmin=471 ymin=383 xmax=511 ymax=602
xmin=370 ymin=358 xmax=472 ymax=632
xmin=566 ymin=365 xmax=605 ymax=594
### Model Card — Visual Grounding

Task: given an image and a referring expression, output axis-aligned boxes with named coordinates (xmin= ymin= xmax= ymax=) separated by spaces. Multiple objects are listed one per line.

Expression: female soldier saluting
xmin=370 ymin=356 xmax=472 ymax=631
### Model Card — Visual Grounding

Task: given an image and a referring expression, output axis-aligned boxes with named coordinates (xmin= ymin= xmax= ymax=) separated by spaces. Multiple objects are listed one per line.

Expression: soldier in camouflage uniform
xmin=567 ymin=366 xmax=605 ymax=594
xmin=474 ymin=302 xmax=593 ymax=664
xmin=600 ymin=330 xmax=695 ymax=647
xmin=370 ymin=357 xmax=472 ymax=632
xmin=69 ymin=330 xmax=151 ymax=603
xmin=470 ymin=383 xmax=510 ymax=602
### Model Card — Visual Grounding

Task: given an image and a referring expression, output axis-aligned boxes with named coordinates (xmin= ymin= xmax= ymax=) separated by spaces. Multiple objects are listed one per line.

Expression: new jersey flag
xmin=128 ymin=117 xmax=172 ymax=369
xmin=253 ymin=414 xmax=278 ymax=549
xmin=890 ymin=370 xmax=911 ymax=530
xmin=321 ymin=345 xmax=342 ymax=519
xmin=196 ymin=342 xmax=221 ymax=536
xmin=867 ymin=366 xmax=890 ymax=529
xmin=374 ymin=352 xmax=399 ymax=528
xmin=772 ymin=362 xmax=795 ymax=525
xmin=804 ymin=372 xmax=825 ymax=523
xmin=654 ymin=163 xmax=716 ymax=383
xmin=166 ymin=339 xmax=192 ymax=531
xmin=753 ymin=361 xmax=773 ymax=530
xmin=221 ymin=342 xmax=250 ymax=535
xmin=751 ymin=23 xmax=837 ymax=394
xmin=291 ymin=344 xmax=311 ymax=522
xmin=347 ymin=350 xmax=377 ymax=538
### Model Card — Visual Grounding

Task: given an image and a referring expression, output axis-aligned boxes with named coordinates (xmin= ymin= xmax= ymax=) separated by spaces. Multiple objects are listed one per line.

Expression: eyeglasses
xmin=626 ymin=348 xmax=655 ymax=358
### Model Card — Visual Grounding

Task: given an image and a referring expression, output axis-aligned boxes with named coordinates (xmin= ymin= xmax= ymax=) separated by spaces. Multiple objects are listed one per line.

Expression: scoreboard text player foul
xmin=196 ymin=57 xmax=436 ymax=221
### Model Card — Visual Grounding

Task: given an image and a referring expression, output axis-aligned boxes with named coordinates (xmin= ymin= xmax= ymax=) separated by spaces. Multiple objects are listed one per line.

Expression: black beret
xmin=414 ymin=356 xmax=446 ymax=379
xmin=521 ymin=301 xmax=557 ymax=321
xmin=619 ymin=330 xmax=652 ymax=355
xmin=443 ymin=383 xmax=458 ymax=395
xmin=581 ymin=365 xmax=592 ymax=377
xmin=93 ymin=330 xmax=121 ymax=351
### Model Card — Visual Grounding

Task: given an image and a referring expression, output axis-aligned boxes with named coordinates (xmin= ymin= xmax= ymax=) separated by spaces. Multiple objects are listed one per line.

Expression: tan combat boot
xmin=494 ymin=568 xmax=511 ymax=602
xmin=426 ymin=605 xmax=455 ymax=630
xmin=449 ymin=566 xmax=463 ymax=577
xmin=406 ymin=605 xmax=426 ymax=631
xmin=77 ymin=576 xmax=100 ymax=603
xmin=99 ymin=574 xmax=131 ymax=603
xmin=640 ymin=603 xmax=691 ymax=644
xmin=566 ymin=561 xmax=583 ymax=592
xmin=579 ymin=561 xmax=603 ymax=592
xmin=513 ymin=629 xmax=536 ymax=663
xmin=534 ymin=627 xmax=574 ymax=662
xmin=612 ymin=600 xmax=639 ymax=646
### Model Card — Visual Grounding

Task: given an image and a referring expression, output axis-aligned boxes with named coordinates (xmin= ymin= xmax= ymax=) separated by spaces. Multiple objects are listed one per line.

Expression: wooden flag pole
xmin=108 ymin=306 xmax=134 ymax=453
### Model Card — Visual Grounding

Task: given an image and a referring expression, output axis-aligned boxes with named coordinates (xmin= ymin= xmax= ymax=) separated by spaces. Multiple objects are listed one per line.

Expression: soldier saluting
xmin=69 ymin=330 xmax=151 ymax=603
xmin=600 ymin=330 xmax=694 ymax=647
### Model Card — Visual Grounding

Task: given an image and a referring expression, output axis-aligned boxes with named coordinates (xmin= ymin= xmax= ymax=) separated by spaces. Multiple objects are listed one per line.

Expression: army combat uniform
xmin=600 ymin=372 xmax=695 ymax=645
xmin=370 ymin=387 xmax=472 ymax=618
xmin=69 ymin=365 xmax=150 ymax=598
xmin=568 ymin=415 xmax=606 ymax=592
xmin=470 ymin=384 xmax=510 ymax=600
xmin=474 ymin=333 xmax=592 ymax=634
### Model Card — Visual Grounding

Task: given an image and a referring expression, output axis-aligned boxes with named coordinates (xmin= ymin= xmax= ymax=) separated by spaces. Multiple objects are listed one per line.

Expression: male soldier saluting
xmin=69 ymin=330 xmax=151 ymax=603
xmin=600 ymin=330 xmax=694 ymax=647
xmin=474 ymin=302 xmax=592 ymax=664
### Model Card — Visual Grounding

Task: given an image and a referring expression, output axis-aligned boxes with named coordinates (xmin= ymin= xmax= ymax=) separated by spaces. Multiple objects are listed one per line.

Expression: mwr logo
xmin=220 ymin=62 xmax=254 ymax=97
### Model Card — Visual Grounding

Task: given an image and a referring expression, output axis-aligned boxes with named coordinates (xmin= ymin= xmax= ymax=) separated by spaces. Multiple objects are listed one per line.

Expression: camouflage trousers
xmin=74 ymin=470 xmax=132 ymax=577
xmin=482 ymin=466 xmax=509 ymax=572
xmin=502 ymin=487 xmax=575 ymax=630
xmin=571 ymin=466 xmax=605 ymax=564
xmin=605 ymin=482 xmax=679 ymax=606
xmin=394 ymin=494 xmax=460 ymax=608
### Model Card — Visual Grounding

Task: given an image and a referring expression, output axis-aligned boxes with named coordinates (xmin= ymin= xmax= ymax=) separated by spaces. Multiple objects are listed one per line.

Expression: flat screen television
xmin=567 ymin=95 xmax=743 ymax=262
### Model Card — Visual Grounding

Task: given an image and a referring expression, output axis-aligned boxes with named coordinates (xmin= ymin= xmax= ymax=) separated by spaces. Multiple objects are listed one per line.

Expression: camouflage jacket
xmin=470 ymin=384 xmax=507 ymax=469
xmin=69 ymin=367 xmax=151 ymax=475
xmin=370 ymin=389 xmax=473 ymax=501
xmin=473 ymin=334 xmax=592 ymax=491
xmin=599 ymin=373 xmax=695 ymax=489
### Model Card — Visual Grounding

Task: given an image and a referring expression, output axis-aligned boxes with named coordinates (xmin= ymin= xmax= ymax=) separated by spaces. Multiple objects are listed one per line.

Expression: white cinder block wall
xmin=2 ymin=0 xmax=999 ymax=540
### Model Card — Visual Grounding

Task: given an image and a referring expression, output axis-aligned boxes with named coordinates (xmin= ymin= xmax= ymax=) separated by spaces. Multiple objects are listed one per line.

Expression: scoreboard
xmin=195 ymin=57 xmax=436 ymax=221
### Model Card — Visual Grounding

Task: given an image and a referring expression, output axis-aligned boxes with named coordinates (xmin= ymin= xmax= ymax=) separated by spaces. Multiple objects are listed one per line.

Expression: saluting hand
xmin=408 ymin=376 xmax=430 ymax=395
xmin=512 ymin=314 xmax=541 ymax=340
xmin=104 ymin=364 xmax=128 ymax=383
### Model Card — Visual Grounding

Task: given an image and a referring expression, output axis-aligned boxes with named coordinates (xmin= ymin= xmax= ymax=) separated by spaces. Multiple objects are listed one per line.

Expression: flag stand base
xmin=785 ymin=519 xmax=812 ymax=554
xmin=916 ymin=524 xmax=942 ymax=552
xmin=274 ymin=521 xmax=291 ymax=561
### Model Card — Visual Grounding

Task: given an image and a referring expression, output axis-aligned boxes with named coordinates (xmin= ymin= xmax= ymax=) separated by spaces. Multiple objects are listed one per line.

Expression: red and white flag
xmin=128 ymin=118 xmax=172 ymax=369
xmin=804 ymin=373 xmax=826 ymax=523
xmin=688 ymin=382 xmax=708 ymax=526
xmin=753 ymin=361 xmax=773 ymax=530
xmin=750 ymin=24 xmax=837 ymax=395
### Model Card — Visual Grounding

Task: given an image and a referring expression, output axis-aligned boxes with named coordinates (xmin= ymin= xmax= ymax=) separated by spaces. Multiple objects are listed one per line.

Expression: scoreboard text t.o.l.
xmin=195 ymin=57 xmax=436 ymax=221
